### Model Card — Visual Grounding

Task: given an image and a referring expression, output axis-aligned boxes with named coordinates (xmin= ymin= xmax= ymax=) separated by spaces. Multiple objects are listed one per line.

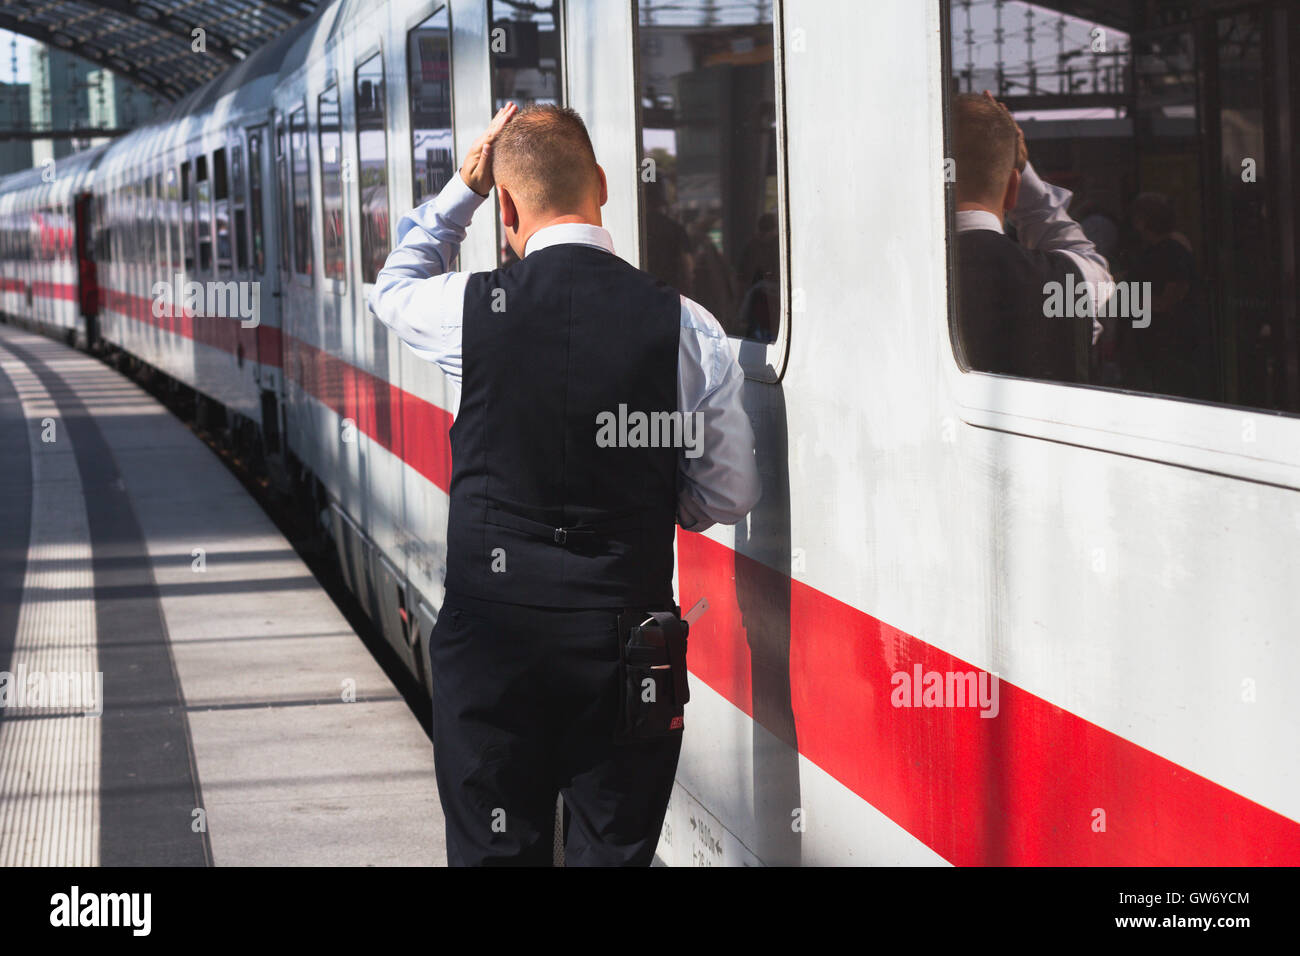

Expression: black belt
xmin=485 ymin=504 xmax=646 ymax=546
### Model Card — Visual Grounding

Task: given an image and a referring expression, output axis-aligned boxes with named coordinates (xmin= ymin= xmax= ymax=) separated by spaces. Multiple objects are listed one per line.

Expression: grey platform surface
xmin=0 ymin=325 xmax=444 ymax=866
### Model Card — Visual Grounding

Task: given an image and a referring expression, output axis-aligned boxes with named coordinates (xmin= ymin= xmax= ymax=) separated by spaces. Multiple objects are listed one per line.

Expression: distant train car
xmin=1 ymin=0 xmax=1297 ymax=866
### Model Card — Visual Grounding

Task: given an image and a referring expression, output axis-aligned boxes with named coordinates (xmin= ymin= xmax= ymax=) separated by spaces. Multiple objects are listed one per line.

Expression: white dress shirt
xmin=956 ymin=162 xmax=1111 ymax=344
xmin=367 ymin=171 xmax=761 ymax=533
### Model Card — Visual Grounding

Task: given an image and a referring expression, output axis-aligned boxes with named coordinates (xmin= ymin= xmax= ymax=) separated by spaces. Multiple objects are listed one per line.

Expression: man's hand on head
xmin=983 ymin=90 xmax=1028 ymax=172
xmin=459 ymin=102 xmax=518 ymax=198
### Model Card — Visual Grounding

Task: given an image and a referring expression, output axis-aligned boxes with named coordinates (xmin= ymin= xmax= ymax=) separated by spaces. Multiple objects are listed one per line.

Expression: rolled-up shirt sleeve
xmin=676 ymin=297 xmax=761 ymax=532
xmin=367 ymin=171 xmax=486 ymax=387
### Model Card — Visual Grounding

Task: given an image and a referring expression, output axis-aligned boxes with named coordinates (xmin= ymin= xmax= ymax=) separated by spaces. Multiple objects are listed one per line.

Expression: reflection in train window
xmin=166 ymin=166 xmax=181 ymax=269
xmin=942 ymin=0 xmax=1299 ymax=415
xmin=488 ymin=0 xmax=563 ymax=266
xmin=152 ymin=172 xmax=163 ymax=274
xmin=636 ymin=1 xmax=786 ymax=344
xmin=232 ymin=144 xmax=248 ymax=272
xmin=356 ymin=53 xmax=389 ymax=284
xmin=276 ymin=119 xmax=291 ymax=274
xmin=289 ymin=106 xmax=313 ymax=277
xmin=214 ymin=146 xmax=232 ymax=275
xmin=408 ymin=8 xmax=454 ymax=208
xmin=195 ymin=154 xmax=212 ymax=273
xmin=142 ymin=175 xmax=155 ymax=269
xmin=248 ymin=130 xmax=265 ymax=273
xmin=180 ymin=160 xmax=194 ymax=272
xmin=319 ymin=84 xmax=346 ymax=282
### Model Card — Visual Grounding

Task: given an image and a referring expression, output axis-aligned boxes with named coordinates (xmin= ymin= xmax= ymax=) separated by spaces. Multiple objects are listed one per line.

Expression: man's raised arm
xmin=366 ymin=103 xmax=517 ymax=387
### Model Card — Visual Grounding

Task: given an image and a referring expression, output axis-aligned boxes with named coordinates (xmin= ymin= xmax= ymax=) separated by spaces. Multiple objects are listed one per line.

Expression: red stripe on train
xmin=677 ymin=532 xmax=1300 ymax=864
xmin=90 ymin=278 xmax=1300 ymax=864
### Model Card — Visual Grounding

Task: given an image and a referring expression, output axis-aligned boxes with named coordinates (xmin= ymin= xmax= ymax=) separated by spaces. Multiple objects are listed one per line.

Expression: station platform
xmin=0 ymin=325 xmax=444 ymax=866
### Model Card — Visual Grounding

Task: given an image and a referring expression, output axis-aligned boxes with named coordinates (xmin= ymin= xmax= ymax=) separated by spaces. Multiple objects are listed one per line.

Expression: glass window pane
xmin=409 ymin=8 xmax=454 ymax=207
xmin=180 ymin=160 xmax=194 ymax=272
xmin=248 ymin=130 xmax=265 ymax=273
xmin=942 ymin=0 xmax=1300 ymax=414
xmin=196 ymin=154 xmax=212 ymax=272
xmin=276 ymin=119 xmax=291 ymax=274
xmin=488 ymin=0 xmax=563 ymax=266
xmin=215 ymin=148 xmax=232 ymax=275
xmin=319 ymin=84 xmax=346 ymax=282
xmin=290 ymin=106 xmax=312 ymax=276
xmin=232 ymin=143 xmax=248 ymax=272
xmin=637 ymin=1 xmax=784 ymax=343
xmin=167 ymin=166 xmax=181 ymax=269
xmin=357 ymin=53 xmax=390 ymax=284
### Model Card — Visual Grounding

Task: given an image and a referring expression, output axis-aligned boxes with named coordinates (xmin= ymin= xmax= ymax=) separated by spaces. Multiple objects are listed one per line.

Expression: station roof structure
xmin=0 ymin=1 xmax=319 ymax=101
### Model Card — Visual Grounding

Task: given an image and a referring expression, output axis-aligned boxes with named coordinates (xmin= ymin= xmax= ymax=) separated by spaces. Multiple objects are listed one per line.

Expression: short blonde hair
xmin=493 ymin=105 xmax=600 ymax=214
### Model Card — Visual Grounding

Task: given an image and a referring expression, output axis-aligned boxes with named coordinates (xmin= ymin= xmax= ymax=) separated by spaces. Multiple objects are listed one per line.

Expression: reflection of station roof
xmin=0 ymin=1 xmax=319 ymax=100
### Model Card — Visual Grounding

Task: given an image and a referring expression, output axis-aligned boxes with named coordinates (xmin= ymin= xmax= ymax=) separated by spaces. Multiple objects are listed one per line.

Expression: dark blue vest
xmin=445 ymin=243 xmax=681 ymax=608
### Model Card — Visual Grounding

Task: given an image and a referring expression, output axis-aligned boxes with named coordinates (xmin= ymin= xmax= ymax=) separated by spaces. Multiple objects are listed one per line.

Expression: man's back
xmin=956 ymin=228 xmax=1084 ymax=383
xmin=447 ymin=244 xmax=682 ymax=608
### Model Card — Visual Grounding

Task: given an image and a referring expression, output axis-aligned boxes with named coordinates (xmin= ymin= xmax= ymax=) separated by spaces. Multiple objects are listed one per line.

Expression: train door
xmin=73 ymin=190 xmax=99 ymax=346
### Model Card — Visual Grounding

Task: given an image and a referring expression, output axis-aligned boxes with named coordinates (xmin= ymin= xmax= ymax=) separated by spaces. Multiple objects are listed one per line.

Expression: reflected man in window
xmin=952 ymin=93 xmax=1109 ymax=382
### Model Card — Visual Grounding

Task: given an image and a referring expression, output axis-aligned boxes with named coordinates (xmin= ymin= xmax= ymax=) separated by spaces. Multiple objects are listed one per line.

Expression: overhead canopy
xmin=0 ymin=0 xmax=318 ymax=101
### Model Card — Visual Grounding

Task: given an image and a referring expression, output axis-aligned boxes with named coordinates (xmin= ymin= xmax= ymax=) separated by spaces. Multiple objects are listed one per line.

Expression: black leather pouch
xmin=616 ymin=609 xmax=690 ymax=742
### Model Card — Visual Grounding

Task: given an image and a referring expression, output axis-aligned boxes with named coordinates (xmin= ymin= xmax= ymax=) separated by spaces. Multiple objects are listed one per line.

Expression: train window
xmin=150 ymin=172 xmax=163 ymax=273
xmin=133 ymin=179 xmax=143 ymax=265
xmin=145 ymin=174 xmax=157 ymax=270
xmin=196 ymin=154 xmax=213 ymax=272
xmin=180 ymin=162 xmax=194 ymax=272
xmin=408 ymin=8 xmax=454 ymax=207
xmin=275 ymin=119 xmax=291 ymax=274
xmin=248 ymin=129 xmax=266 ymax=273
xmin=214 ymin=148 xmax=229 ymax=201
xmin=232 ymin=144 xmax=248 ymax=272
xmin=488 ymin=0 xmax=561 ymax=108
xmin=356 ymin=53 xmax=389 ymax=284
xmin=636 ymin=0 xmax=787 ymax=344
xmin=318 ymin=84 xmax=346 ymax=282
xmin=165 ymin=167 xmax=180 ymax=269
xmin=942 ymin=0 xmax=1300 ymax=415
xmin=487 ymin=0 xmax=563 ymax=265
xmin=289 ymin=106 xmax=313 ymax=277
xmin=214 ymin=147 xmax=231 ymax=276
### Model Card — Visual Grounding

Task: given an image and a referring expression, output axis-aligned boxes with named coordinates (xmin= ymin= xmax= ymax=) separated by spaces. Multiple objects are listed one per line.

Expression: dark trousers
xmin=429 ymin=590 xmax=683 ymax=866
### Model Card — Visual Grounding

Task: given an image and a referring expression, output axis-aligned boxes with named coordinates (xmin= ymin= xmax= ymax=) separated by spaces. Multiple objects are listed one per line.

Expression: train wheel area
xmin=0 ymin=324 xmax=444 ymax=866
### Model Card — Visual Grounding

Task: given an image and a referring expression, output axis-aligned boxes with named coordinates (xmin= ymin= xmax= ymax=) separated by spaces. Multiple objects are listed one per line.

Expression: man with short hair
xmin=952 ymin=92 xmax=1110 ymax=381
xmin=368 ymin=103 xmax=760 ymax=866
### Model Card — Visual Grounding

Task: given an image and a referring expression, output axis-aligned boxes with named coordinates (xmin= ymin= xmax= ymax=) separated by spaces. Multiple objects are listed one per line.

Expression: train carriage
xmin=1 ymin=0 xmax=1297 ymax=866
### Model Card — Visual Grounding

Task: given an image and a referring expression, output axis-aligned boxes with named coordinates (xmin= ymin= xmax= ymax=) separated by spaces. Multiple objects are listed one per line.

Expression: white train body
xmin=2 ymin=0 xmax=1297 ymax=866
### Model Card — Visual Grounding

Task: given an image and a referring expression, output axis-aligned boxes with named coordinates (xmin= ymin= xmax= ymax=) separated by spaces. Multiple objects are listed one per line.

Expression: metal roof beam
xmin=0 ymin=12 xmax=186 ymax=100
xmin=75 ymin=1 xmax=242 ymax=62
